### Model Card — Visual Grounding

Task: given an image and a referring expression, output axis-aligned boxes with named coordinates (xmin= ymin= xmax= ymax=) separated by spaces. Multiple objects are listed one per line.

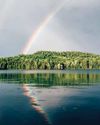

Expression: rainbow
xmin=21 ymin=0 xmax=69 ymax=55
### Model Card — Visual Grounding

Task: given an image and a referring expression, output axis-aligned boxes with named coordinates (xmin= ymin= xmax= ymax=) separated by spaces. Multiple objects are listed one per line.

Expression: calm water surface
xmin=0 ymin=70 xmax=100 ymax=125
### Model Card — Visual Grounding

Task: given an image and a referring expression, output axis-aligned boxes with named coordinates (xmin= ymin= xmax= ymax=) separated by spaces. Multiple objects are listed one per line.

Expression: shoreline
xmin=0 ymin=69 xmax=100 ymax=74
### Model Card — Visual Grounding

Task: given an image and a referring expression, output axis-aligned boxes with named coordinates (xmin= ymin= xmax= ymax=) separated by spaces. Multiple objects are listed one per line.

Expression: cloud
xmin=30 ymin=0 xmax=100 ymax=54
xmin=0 ymin=0 xmax=99 ymax=56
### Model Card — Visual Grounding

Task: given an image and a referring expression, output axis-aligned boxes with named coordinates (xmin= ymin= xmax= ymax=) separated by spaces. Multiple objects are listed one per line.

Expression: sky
xmin=0 ymin=0 xmax=100 ymax=56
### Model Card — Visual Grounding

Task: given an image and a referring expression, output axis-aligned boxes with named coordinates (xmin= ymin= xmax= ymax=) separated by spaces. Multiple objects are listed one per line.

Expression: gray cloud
xmin=0 ymin=0 xmax=99 ymax=56
xmin=30 ymin=0 xmax=100 ymax=54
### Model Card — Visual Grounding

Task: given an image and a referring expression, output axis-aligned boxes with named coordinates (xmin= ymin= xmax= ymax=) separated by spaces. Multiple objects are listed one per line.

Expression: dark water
xmin=0 ymin=70 xmax=100 ymax=125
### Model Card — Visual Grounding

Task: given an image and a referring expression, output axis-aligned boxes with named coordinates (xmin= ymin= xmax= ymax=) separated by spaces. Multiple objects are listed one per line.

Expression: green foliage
xmin=0 ymin=51 xmax=100 ymax=70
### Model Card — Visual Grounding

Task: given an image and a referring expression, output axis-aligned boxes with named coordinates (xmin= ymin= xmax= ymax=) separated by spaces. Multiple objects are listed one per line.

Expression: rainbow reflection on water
xmin=23 ymin=84 xmax=51 ymax=125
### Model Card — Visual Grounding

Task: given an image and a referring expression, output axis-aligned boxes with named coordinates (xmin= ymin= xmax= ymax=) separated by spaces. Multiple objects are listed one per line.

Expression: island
xmin=0 ymin=51 xmax=100 ymax=70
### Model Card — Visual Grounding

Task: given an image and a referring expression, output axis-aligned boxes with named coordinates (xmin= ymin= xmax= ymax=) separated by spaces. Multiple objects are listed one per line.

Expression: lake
xmin=0 ymin=70 xmax=100 ymax=125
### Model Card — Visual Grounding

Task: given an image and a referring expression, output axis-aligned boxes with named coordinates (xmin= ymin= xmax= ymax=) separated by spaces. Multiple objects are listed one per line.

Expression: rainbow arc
xmin=21 ymin=0 xmax=69 ymax=55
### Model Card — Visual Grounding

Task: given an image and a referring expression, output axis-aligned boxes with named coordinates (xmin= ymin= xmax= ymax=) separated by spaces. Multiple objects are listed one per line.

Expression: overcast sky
xmin=0 ymin=0 xmax=100 ymax=56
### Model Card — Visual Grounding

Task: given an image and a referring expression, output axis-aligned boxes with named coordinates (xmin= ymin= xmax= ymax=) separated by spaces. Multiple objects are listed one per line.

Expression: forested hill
xmin=0 ymin=51 xmax=100 ymax=70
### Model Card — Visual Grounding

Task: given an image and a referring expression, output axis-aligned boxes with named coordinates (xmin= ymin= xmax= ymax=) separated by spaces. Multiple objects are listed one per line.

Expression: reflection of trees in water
xmin=87 ymin=74 xmax=90 ymax=83
xmin=0 ymin=72 xmax=100 ymax=86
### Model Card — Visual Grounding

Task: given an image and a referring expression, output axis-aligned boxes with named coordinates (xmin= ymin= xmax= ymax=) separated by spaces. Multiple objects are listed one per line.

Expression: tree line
xmin=0 ymin=51 xmax=100 ymax=70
